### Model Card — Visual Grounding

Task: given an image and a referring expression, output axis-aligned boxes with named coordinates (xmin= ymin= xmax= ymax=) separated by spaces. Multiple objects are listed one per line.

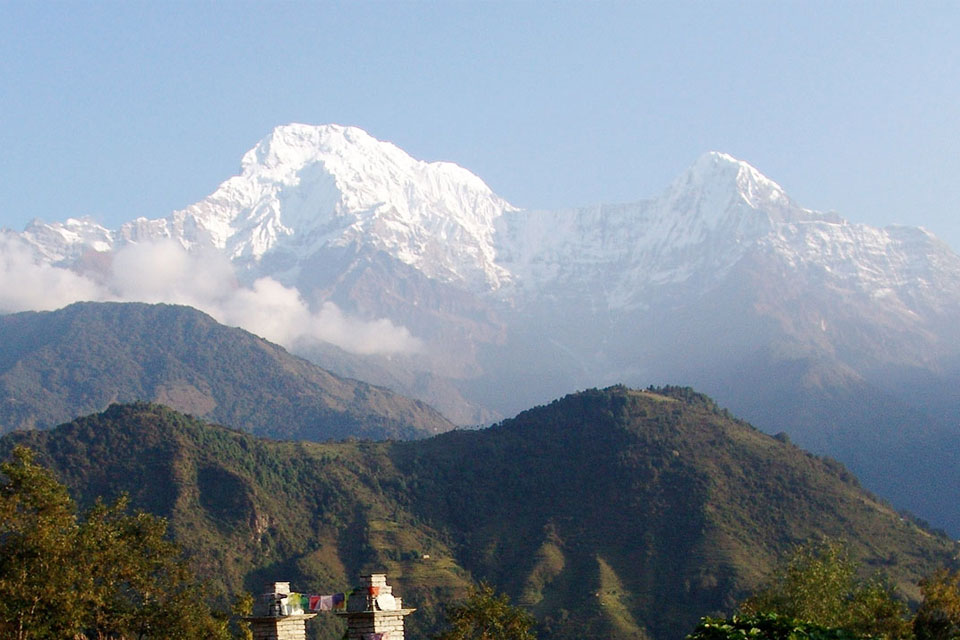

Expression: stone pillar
xmin=245 ymin=581 xmax=318 ymax=640
xmin=337 ymin=573 xmax=416 ymax=640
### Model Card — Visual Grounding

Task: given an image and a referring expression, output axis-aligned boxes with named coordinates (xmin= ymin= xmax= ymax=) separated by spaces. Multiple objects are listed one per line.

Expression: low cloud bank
xmin=0 ymin=236 xmax=105 ymax=311
xmin=0 ymin=236 xmax=420 ymax=356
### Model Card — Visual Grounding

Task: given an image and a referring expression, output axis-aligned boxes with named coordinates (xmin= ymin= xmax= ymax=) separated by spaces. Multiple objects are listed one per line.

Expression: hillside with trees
xmin=1 ymin=387 xmax=954 ymax=640
xmin=0 ymin=447 xmax=230 ymax=639
xmin=0 ymin=301 xmax=453 ymax=440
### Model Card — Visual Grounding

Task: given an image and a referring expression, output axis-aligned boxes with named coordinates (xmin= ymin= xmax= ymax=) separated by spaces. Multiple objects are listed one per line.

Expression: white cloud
xmin=0 ymin=235 xmax=107 ymax=313
xmin=216 ymin=278 xmax=421 ymax=355
xmin=217 ymin=276 xmax=312 ymax=346
xmin=0 ymin=237 xmax=420 ymax=356
xmin=110 ymin=240 xmax=237 ymax=307
xmin=307 ymin=300 xmax=422 ymax=356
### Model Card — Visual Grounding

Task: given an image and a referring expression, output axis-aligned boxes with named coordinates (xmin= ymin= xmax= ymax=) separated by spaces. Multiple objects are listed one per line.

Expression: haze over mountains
xmin=3 ymin=123 xmax=960 ymax=531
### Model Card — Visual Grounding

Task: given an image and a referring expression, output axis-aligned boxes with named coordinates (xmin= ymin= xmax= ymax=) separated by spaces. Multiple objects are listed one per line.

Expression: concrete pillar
xmin=245 ymin=581 xmax=318 ymax=640
xmin=337 ymin=573 xmax=416 ymax=640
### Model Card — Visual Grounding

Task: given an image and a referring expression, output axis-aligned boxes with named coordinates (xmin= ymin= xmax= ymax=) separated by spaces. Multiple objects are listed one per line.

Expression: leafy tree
xmin=0 ymin=446 xmax=229 ymax=639
xmin=739 ymin=539 xmax=911 ymax=639
xmin=0 ymin=446 xmax=80 ymax=639
xmin=686 ymin=612 xmax=864 ymax=639
xmin=913 ymin=569 xmax=960 ymax=640
xmin=74 ymin=495 xmax=231 ymax=639
xmin=231 ymin=592 xmax=255 ymax=640
xmin=434 ymin=583 xmax=536 ymax=640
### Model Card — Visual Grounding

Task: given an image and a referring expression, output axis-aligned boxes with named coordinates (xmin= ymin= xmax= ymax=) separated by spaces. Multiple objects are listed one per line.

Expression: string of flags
xmin=283 ymin=586 xmax=383 ymax=612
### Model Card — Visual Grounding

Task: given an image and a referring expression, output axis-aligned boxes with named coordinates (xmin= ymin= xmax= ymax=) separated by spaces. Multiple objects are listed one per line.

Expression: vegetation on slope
xmin=391 ymin=386 xmax=955 ymax=638
xmin=0 ymin=301 xmax=452 ymax=440
xmin=688 ymin=539 xmax=960 ymax=639
xmin=1 ymin=386 xmax=954 ymax=640
xmin=1 ymin=402 xmax=472 ymax=640
xmin=0 ymin=447 xmax=229 ymax=639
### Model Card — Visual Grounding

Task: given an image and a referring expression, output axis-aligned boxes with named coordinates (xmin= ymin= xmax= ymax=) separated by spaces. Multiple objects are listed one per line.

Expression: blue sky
xmin=2 ymin=1 xmax=959 ymax=248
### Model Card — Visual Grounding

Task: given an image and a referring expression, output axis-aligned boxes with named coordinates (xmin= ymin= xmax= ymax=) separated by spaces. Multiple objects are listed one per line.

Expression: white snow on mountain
xmin=494 ymin=151 xmax=960 ymax=313
xmin=6 ymin=124 xmax=960 ymax=329
xmin=17 ymin=217 xmax=114 ymax=264
xmin=116 ymin=123 xmax=518 ymax=291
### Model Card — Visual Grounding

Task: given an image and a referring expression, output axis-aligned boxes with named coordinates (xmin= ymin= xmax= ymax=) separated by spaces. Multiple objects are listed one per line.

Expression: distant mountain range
xmin=2 ymin=388 xmax=953 ymax=640
xmin=4 ymin=123 xmax=960 ymax=532
xmin=0 ymin=302 xmax=452 ymax=440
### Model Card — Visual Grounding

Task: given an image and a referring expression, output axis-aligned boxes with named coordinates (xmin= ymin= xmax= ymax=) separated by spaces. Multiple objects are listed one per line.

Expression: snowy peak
xmin=173 ymin=123 xmax=518 ymax=289
xmin=661 ymin=151 xmax=797 ymax=221
xmin=240 ymin=123 xmax=498 ymax=198
xmin=643 ymin=151 xmax=826 ymax=261
xmin=26 ymin=124 xmax=519 ymax=292
xmin=698 ymin=151 xmax=789 ymax=209
xmin=242 ymin=123 xmax=411 ymax=182
xmin=495 ymin=151 xmax=956 ymax=311
xmin=19 ymin=216 xmax=114 ymax=263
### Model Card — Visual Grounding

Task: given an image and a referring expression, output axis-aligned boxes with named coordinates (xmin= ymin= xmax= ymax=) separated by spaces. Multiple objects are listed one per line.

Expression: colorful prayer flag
xmin=285 ymin=592 xmax=307 ymax=613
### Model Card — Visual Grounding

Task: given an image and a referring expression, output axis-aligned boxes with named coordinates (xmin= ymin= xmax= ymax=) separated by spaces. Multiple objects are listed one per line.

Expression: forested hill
xmin=2 ymin=388 xmax=954 ymax=640
xmin=0 ymin=301 xmax=452 ymax=440
xmin=393 ymin=386 xmax=954 ymax=638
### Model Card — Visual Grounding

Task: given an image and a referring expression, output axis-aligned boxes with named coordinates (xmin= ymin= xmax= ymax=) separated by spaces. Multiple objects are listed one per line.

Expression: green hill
xmin=2 ymin=387 xmax=954 ymax=640
xmin=0 ymin=301 xmax=453 ymax=440
xmin=397 ymin=386 xmax=955 ymax=638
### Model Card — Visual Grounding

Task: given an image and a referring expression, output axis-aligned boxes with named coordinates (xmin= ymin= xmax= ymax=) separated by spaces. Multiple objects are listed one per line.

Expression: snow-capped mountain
xmin=495 ymin=150 xmax=818 ymax=304
xmin=124 ymin=124 xmax=517 ymax=291
xmin=14 ymin=124 xmax=516 ymax=291
xmin=12 ymin=124 xmax=960 ymax=405
xmin=19 ymin=216 xmax=114 ymax=264
xmin=497 ymin=150 xmax=960 ymax=328
xmin=7 ymin=123 xmax=960 ymax=533
xmin=20 ymin=128 xmax=958 ymax=320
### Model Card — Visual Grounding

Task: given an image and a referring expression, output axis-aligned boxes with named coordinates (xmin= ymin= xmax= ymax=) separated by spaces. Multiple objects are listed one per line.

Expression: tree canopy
xmin=0 ymin=446 xmax=229 ymax=639
xmin=913 ymin=569 xmax=960 ymax=640
xmin=689 ymin=538 xmax=960 ymax=640
xmin=686 ymin=612 xmax=864 ymax=640
xmin=434 ymin=583 xmax=537 ymax=640
xmin=739 ymin=538 xmax=911 ymax=639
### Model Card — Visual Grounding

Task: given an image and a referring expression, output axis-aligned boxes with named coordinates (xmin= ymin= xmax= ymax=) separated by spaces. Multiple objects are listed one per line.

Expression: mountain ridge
xmin=1 ymin=389 xmax=954 ymax=640
xmin=0 ymin=301 xmax=453 ymax=440
xmin=15 ymin=125 xmax=938 ymax=299
xmin=5 ymin=123 xmax=960 ymax=533
xmin=13 ymin=126 xmax=956 ymax=319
